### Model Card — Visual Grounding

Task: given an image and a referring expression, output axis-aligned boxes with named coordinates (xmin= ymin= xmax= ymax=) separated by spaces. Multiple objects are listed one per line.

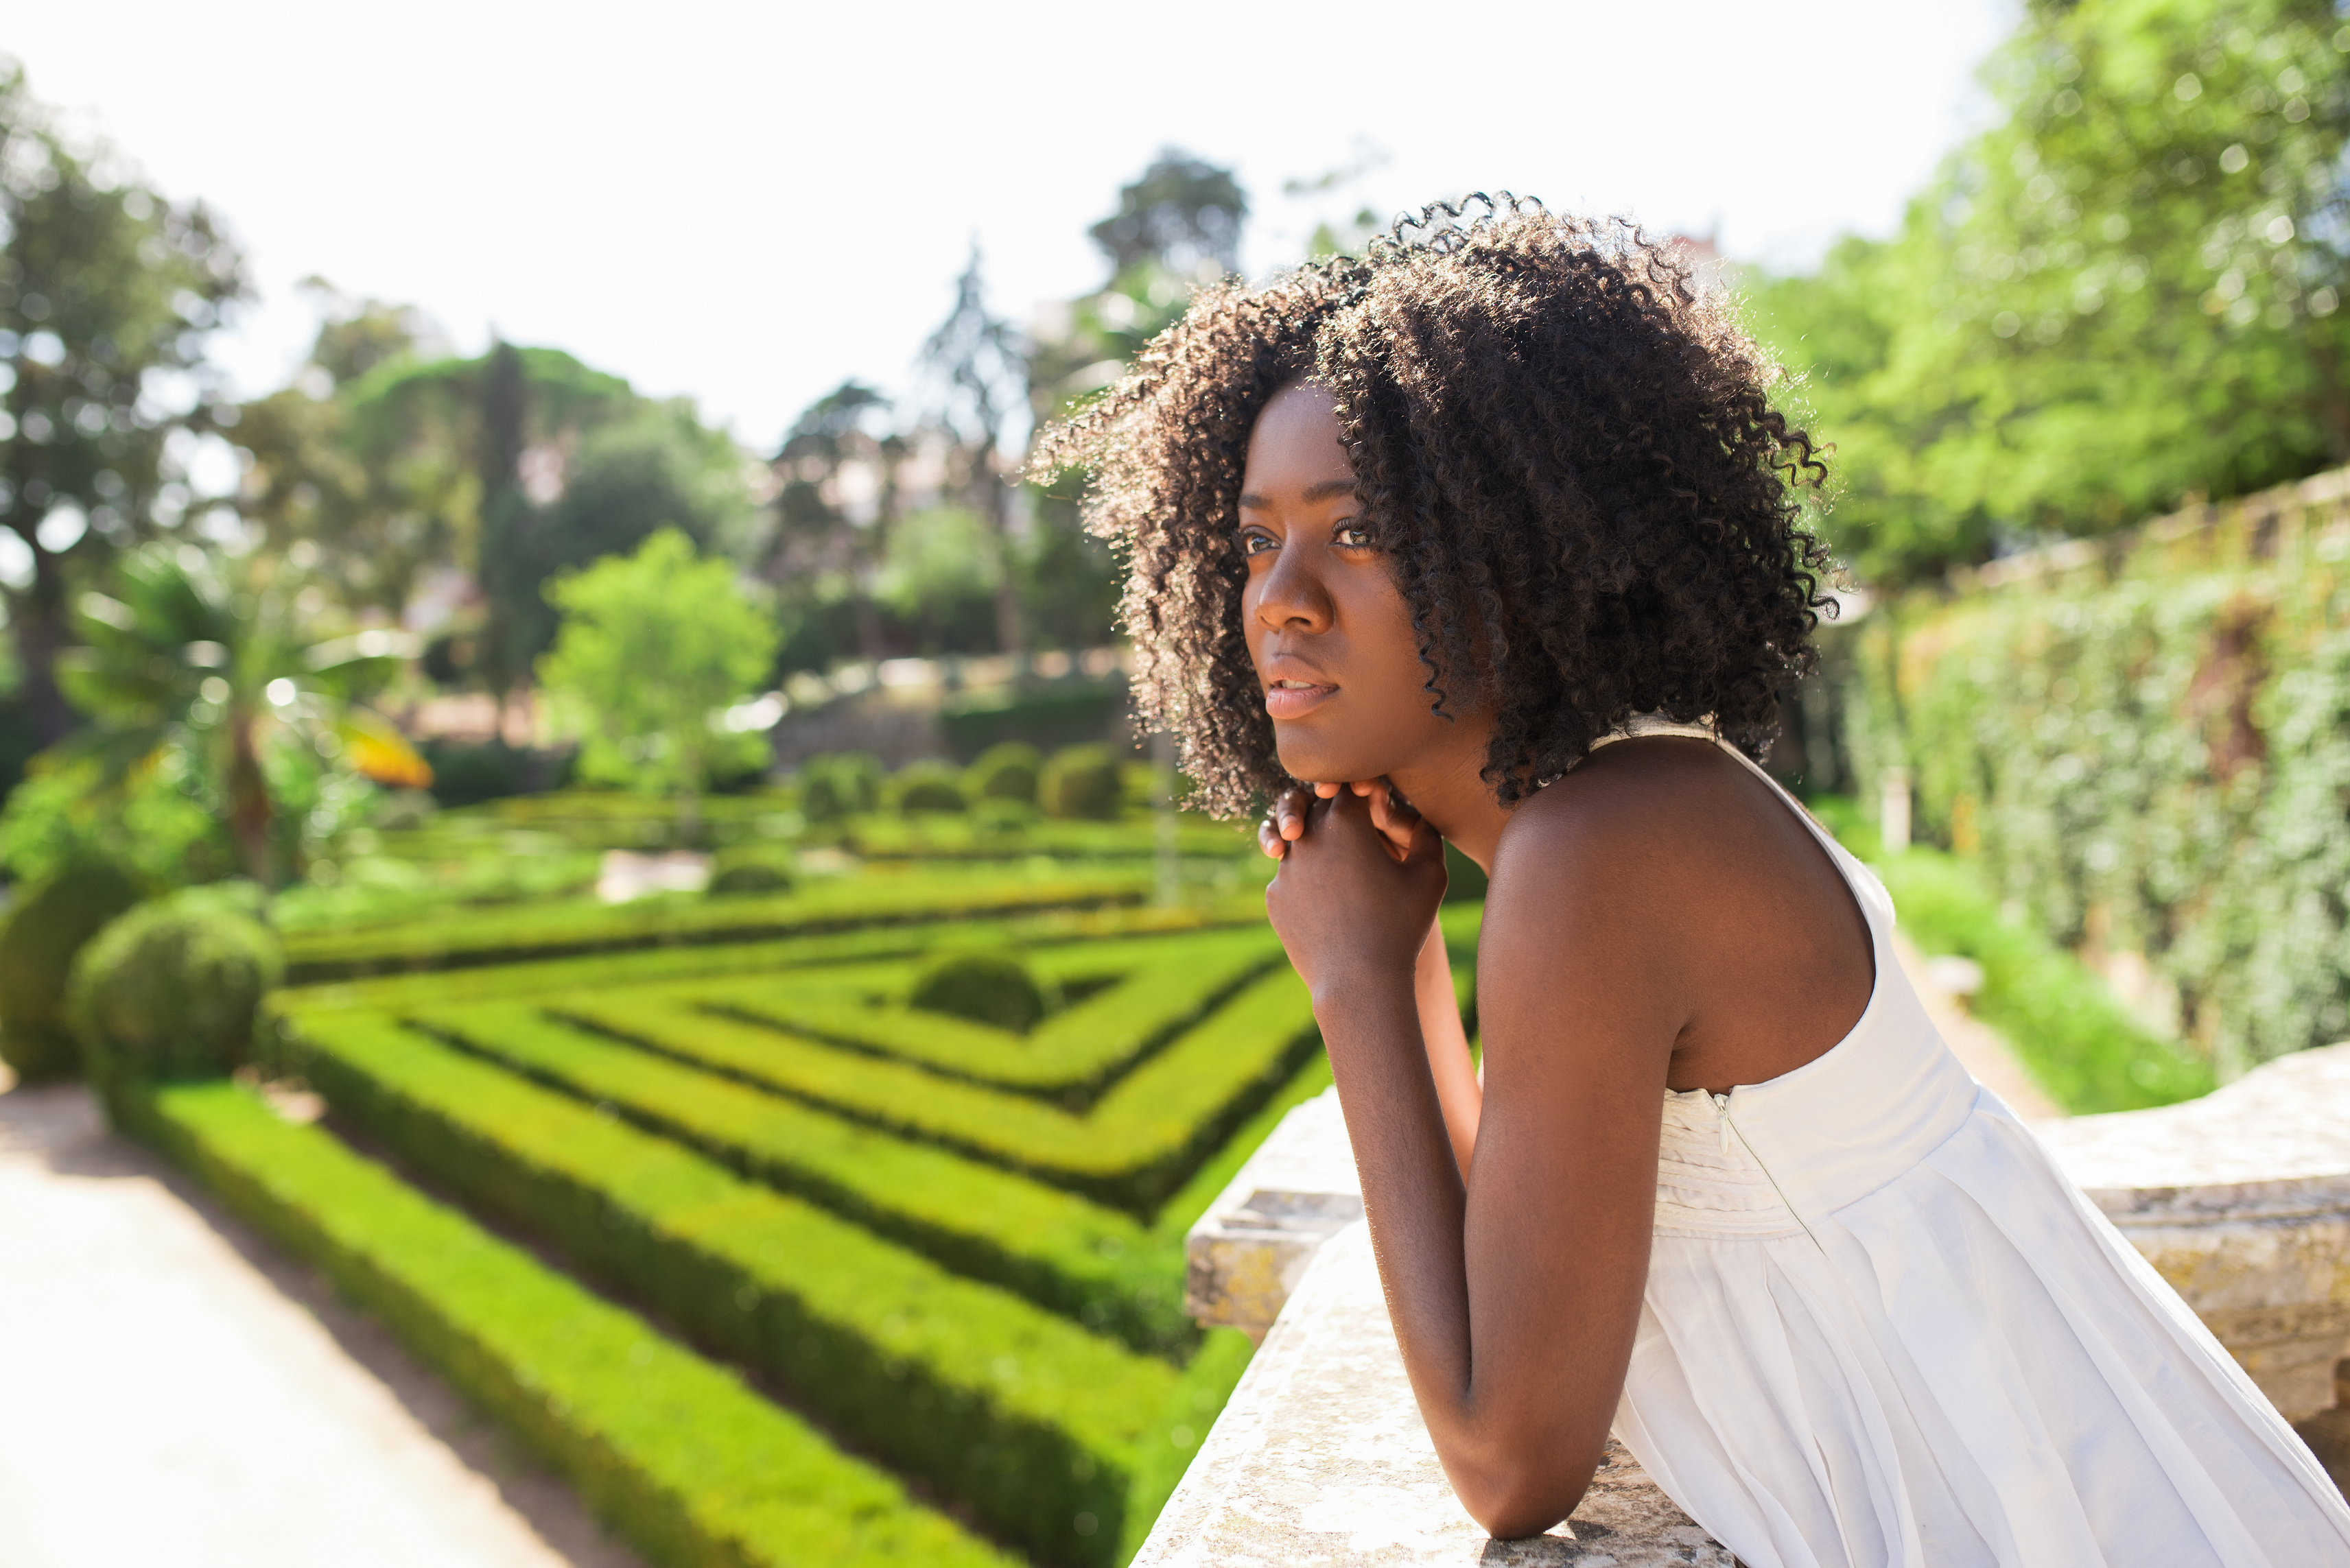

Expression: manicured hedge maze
xmin=161 ymin=900 xmax=1336 ymax=1568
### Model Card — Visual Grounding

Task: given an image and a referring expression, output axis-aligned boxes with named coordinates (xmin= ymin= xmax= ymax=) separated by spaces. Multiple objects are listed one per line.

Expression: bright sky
xmin=14 ymin=0 xmax=2015 ymax=451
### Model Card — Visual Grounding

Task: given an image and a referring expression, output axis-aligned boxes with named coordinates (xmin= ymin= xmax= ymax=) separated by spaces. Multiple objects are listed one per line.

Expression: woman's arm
xmin=1267 ymin=787 xmax=1679 ymax=1539
xmin=1265 ymin=784 xmax=1481 ymax=1177
xmin=1415 ymin=916 xmax=1481 ymax=1178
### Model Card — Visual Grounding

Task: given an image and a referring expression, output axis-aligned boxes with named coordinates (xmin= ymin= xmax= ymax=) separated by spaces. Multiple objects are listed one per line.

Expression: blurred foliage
xmin=1751 ymin=0 xmax=2350 ymax=585
xmin=68 ymin=881 xmax=281 ymax=1082
xmin=537 ymin=529 xmax=777 ymax=820
xmin=41 ymin=543 xmax=425 ymax=886
xmin=0 ymin=60 xmax=247 ymax=744
xmin=0 ymin=857 xmax=141 ymax=1080
xmin=241 ymin=323 xmax=755 ymax=690
xmin=1835 ymin=478 xmax=2350 ymax=1073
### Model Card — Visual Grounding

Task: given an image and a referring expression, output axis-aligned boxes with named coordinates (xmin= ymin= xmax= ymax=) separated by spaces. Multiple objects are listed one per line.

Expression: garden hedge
xmin=279 ymin=1014 xmax=1182 ymax=1567
xmin=1833 ymin=467 xmax=2350 ymax=1073
xmin=281 ymin=866 xmax=1156 ymax=982
xmin=301 ymin=999 xmax=1189 ymax=1351
xmin=113 ymin=1078 xmax=1015 ymax=1568
xmin=0 ymin=860 xmax=143 ymax=1081
xmin=543 ymin=965 xmax=1324 ymax=1211
xmin=281 ymin=899 xmax=1271 ymax=1020
xmin=696 ymin=929 xmax=1283 ymax=1097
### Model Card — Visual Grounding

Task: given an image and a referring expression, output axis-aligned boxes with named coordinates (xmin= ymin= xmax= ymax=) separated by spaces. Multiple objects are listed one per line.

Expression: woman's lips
xmin=1264 ymin=679 xmax=1338 ymax=719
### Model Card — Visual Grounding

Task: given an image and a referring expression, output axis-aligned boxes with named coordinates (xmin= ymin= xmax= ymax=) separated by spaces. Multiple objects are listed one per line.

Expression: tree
xmin=231 ymin=286 xmax=447 ymax=615
xmin=921 ymin=246 xmax=1027 ymax=659
xmin=1088 ymin=150 xmax=1248 ymax=280
xmin=1750 ymin=0 xmax=2350 ymax=584
xmin=537 ymin=528 xmax=778 ymax=831
xmin=0 ymin=62 xmax=246 ymax=743
xmin=47 ymin=543 xmax=427 ymax=887
xmin=767 ymin=379 xmax=896 ymax=663
xmin=1020 ymin=154 xmax=1253 ymax=653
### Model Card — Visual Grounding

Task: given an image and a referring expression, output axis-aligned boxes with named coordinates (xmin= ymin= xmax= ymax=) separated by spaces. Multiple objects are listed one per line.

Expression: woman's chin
xmin=1273 ymin=735 xmax=1376 ymax=787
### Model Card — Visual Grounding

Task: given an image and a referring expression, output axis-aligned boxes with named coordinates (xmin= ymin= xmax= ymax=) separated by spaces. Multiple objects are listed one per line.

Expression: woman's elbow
xmin=1447 ymin=1454 xmax=1595 ymax=1542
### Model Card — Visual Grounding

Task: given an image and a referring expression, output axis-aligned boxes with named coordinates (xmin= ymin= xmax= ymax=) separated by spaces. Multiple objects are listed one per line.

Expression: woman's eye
xmin=1240 ymin=532 xmax=1277 ymax=556
xmin=1334 ymin=523 xmax=1374 ymax=549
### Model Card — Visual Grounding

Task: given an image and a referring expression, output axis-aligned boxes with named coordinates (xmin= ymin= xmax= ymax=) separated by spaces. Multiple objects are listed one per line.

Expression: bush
xmin=287 ymin=1015 xmax=1175 ymax=1567
xmin=0 ymin=860 xmax=143 ymax=1081
xmin=563 ymin=964 xmax=1321 ymax=1211
xmin=707 ymin=846 xmax=797 ymax=897
xmin=965 ymin=742 xmax=1042 ymax=805
xmin=423 ymin=739 xmax=575 ymax=806
xmin=892 ymin=761 xmax=968 ymax=816
xmin=118 ymin=1080 xmax=1013 ymax=1568
xmin=372 ymin=788 xmax=439 ymax=831
xmin=939 ymin=685 xmax=1123 ymax=759
xmin=909 ymin=951 xmax=1050 ymax=1033
xmin=67 ymin=888 xmax=284 ymax=1081
xmin=799 ymin=752 xmax=884 ymax=821
xmin=1039 ymin=744 xmax=1123 ymax=821
xmin=363 ymin=996 xmax=1190 ymax=1352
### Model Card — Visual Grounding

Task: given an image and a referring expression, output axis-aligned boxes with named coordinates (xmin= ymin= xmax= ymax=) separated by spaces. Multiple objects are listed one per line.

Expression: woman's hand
xmin=1260 ymin=777 xmax=1426 ymax=862
xmin=1264 ymin=783 xmax=1448 ymax=999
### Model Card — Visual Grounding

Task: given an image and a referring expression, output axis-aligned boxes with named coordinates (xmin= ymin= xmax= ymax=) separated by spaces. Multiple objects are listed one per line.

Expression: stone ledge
xmin=2034 ymin=1040 xmax=2350 ymax=1419
xmin=1140 ymin=1219 xmax=1732 ymax=1566
xmin=1185 ymin=1087 xmax=1363 ymax=1343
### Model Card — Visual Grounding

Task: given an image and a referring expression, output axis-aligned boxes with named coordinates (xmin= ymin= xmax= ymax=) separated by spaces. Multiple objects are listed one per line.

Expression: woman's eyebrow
xmin=1238 ymin=480 xmax=1358 ymax=511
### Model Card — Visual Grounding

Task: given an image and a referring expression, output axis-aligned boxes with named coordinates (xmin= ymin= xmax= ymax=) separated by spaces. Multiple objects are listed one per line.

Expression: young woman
xmin=1039 ymin=198 xmax=2350 ymax=1567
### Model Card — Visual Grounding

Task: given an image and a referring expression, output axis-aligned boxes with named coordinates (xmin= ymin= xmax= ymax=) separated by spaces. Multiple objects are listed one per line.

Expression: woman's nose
xmin=1252 ymin=543 xmax=1334 ymax=633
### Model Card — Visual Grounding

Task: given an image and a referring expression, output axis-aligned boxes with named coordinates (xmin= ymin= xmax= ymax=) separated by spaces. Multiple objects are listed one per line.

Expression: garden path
xmin=0 ymin=1077 xmax=646 ymax=1568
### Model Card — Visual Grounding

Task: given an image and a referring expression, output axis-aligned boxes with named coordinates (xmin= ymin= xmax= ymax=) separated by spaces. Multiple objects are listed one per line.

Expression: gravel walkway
xmin=0 ymin=1080 xmax=646 ymax=1568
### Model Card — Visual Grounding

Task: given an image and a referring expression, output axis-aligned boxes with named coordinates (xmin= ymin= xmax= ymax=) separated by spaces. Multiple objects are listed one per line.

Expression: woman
xmin=1039 ymin=198 xmax=2350 ymax=1566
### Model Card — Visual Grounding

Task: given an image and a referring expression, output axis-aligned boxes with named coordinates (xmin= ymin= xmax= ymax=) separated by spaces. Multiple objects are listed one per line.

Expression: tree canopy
xmin=1751 ymin=0 xmax=2350 ymax=586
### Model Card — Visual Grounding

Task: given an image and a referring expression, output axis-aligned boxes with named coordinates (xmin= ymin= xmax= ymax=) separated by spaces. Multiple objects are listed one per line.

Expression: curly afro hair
xmin=1034 ymin=195 xmax=1833 ymax=819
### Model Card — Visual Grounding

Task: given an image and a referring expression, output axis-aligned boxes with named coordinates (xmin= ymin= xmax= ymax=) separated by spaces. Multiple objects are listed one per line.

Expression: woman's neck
xmin=1388 ymin=716 xmax=1511 ymax=873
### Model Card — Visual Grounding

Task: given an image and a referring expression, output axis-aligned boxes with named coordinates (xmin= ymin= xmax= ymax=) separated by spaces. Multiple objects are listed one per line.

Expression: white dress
xmin=1595 ymin=718 xmax=2350 ymax=1568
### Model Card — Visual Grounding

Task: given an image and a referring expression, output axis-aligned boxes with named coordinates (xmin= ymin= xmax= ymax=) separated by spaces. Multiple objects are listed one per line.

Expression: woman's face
xmin=1238 ymin=381 xmax=1468 ymax=785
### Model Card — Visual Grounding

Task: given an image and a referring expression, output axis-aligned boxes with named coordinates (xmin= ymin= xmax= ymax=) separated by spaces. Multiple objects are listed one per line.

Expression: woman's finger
xmin=1276 ymin=787 xmax=1315 ymax=842
xmin=1362 ymin=779 xmax=1422 ymax=857
xmin=1258 ymin=815 xmax=1286 ymax=859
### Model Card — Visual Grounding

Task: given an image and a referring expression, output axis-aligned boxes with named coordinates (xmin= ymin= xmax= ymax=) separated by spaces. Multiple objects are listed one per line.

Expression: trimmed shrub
xmin=366 ymin=999 xmax=1189 ymax=1351
xmin=911 ymin=952 xmax=1048 ymax=1033
xmin=558 ymin=965 xmax=1322 ymax=1211
xmin=279 ymin=866 xmax=1155 ymax=982
xmin=892 ymin=761 xmax=968 ymax=816
xmin=372 ymin=789 xmax=439 ymax=831
xmin=799 ymin=752 xmax=883 ymax=822
xmin=286 ymin=1016 xmax=1177 ymax=1567
xmin=706 ymin=846 xmax=796 ymax=898
xmin=0 ymin=860 xmax=143 ymax=1081
xmin=68 ymin=888 xmax=283 ymax=1081
xmin=965 ymin=742 xmax=1043 ymax=805
xmin=1039 ymin=744 xmax=1123 ymax=821
xmin=708 ymin=929 xmax=1282 ymax=1094
xmin=117 ymin=1080 xmax=1013 ymax=1568
xmin=972 ymin=795 xmax=1039 ymax=831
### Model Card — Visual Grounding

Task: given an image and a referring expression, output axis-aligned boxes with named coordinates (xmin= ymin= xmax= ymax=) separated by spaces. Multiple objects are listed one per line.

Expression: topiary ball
xmin=908 ymin=952 xmax=1049 ymax=1034
xmin=965 ymin=742 xmax=1043 ymax=805
xmin=706 ymin=846 xmax=796 ymax=897
xmin=0 ymin=860 xmax=144 ymax=1082
xmin=66 ymin=889 xmax=284 ymax=1082
xmin=798 ymin=752 xmax=883 ymax=821
xmin=1038 ymin=744 xmax=1124 ymax=821
xmin=893 ymin=760 xmax=968 ymax=816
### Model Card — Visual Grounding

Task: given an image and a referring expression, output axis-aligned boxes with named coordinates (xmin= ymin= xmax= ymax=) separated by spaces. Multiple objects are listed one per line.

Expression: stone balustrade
xmin=1153 ymin=1045 xmax=2350 ymax=1562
